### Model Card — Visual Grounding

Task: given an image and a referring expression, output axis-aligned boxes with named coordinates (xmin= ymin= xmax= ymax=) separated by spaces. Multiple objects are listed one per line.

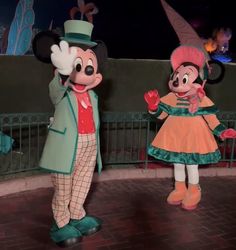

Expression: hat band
xmin=64 ymin=33 xmax=91 ymax=41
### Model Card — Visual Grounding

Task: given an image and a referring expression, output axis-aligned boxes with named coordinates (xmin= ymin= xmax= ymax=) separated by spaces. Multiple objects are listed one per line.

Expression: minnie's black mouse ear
xmin=207 ymin=60 xmax=225 ymax=84
xmin=32 ymin=31 xmax=60 ymax=63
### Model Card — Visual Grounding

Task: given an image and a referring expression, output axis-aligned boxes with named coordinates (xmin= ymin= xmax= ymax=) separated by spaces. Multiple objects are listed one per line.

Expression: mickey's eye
xmin=183 ymin=74 xmax=189 ymax=84
xmin=74 ymin=57 xmax=83 ymax=72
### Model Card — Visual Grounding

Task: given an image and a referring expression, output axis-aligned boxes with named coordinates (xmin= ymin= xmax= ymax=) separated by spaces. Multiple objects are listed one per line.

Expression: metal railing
xmin=0 ymin=113 xmax=51 ymax=175
xmin=0 ymin=112 xmax=236 ymax=176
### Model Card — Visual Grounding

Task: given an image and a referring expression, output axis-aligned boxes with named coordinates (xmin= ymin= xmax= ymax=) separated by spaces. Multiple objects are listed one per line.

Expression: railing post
xmin=145 ymin=118 xmax=150 ymax=170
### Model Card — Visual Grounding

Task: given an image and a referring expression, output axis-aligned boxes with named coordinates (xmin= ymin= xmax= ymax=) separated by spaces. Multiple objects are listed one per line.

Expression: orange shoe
xmin=167 ymin=181 xmax=187 ymax=205
xmin=182 ymin=184 xmax=201 ymax=210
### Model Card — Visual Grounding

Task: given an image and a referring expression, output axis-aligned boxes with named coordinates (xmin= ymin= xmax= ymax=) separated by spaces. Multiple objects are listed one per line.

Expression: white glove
xmin=51 ymin=41 xmax=77 ymax=75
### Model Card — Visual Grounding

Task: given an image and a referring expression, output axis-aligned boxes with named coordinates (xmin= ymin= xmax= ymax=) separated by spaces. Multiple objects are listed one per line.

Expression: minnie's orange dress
xmin=148 ymin=92 xmax=226 ymax=165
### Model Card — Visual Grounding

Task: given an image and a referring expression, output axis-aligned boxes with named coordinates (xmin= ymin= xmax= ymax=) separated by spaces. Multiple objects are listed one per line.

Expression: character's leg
xmin=51 ymin=174 xmax=72 ymax=228
xmin=167 ymin=163 xmax=187 ymax=205
xmin=50 ymin=174 xmax=82 ymax=246
xmin=182 ymin=164 xmax=201 ymax=210
xmin=69 ymin=134 xmax=101 ymax=235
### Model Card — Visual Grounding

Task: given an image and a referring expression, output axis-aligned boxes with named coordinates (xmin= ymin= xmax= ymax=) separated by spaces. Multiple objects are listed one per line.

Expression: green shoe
xmin=70 ymin=216 xmax=102 ymax=236
xmin=50 ymin=222 xmax=82 ymax=247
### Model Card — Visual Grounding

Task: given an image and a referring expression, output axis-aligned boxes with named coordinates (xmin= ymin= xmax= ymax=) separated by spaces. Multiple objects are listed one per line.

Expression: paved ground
xmin=1 ymin=176 xmax=236 ymax=250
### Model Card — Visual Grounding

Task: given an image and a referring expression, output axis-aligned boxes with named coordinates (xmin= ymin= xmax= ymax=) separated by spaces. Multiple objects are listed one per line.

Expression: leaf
xmin=84 ymin=3 xmax=98 ymax=23
xmin=84 ymin=3 xmax=98 ymax=15
xmin=6 ymin=0 xmax=35 ymax=55
xmin=49 ymin=19 xmax=53 ymax=30
xmin=77 ymin=0 xmax=85 ymax=8
xmin=70 ymin=6 xmax=80 ymax=19
xmin=70 ymin=0 xmax=98 ymax=22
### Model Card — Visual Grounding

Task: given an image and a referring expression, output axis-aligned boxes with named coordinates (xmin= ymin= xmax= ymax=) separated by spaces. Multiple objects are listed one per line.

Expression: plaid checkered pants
xmin=51 ymin=133 xmax=97 ymax=228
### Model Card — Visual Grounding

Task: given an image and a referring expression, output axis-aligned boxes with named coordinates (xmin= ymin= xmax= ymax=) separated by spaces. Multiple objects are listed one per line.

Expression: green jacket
xmin=39 ymin=73 xmax=102 ymax=174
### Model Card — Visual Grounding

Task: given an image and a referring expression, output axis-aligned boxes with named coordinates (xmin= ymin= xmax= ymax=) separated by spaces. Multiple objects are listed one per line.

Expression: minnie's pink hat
xmin=171 ymin=45 xmax=206 ymax=71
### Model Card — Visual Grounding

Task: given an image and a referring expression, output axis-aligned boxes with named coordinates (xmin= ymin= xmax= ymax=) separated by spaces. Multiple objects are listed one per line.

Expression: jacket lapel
xmin=66 ymin=90 xmax=78 ymax=125
xmin=89 ymin=90 xmax=99 ymax=129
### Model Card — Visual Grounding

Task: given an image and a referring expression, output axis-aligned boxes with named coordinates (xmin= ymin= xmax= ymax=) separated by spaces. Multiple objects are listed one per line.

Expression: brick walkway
xmin=1 ymin=177 xmax=236 ymax=250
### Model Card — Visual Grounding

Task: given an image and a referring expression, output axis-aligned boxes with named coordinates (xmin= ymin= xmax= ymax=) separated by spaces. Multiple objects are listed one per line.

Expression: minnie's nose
xmin=172 ymin=79 xmax=179 ymax=87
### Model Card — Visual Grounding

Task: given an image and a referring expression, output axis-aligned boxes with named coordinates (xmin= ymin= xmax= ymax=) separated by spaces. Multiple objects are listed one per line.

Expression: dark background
xmin=0 ymin=0 xmax=235 ymax=59
xmin=0 ymin=1 xmax=236 ymax=114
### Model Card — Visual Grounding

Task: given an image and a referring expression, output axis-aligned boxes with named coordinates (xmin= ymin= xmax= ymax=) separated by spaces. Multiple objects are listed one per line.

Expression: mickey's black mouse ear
xmin=32 ymin=31 xmax=60 ymax=63
xmin=207 ymin=60 xmax=225 ymax=84
xmin=91 ymin=40 xmax=108 ymax=71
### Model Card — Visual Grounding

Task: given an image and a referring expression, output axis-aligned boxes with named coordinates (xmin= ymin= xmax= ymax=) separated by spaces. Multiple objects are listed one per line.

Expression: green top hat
xmin=61 ymin=20 xmax=97 ymax=47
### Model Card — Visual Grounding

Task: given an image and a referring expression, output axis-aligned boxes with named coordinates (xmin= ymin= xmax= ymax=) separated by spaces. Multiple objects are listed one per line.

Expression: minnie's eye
xmin=74 ymin=58 xmax=83 ymax=72
xmin=183 ymin=74 xmax=189 ymax=84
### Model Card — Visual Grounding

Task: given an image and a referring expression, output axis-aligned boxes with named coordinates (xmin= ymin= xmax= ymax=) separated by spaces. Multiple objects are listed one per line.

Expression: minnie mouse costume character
xmin=144 ymin=45 xmax=236 ymax=211
xmin=144 ymin=0 xmax=236 ymax=212
xmin=33 ymin=19 xmax=107 ymax=247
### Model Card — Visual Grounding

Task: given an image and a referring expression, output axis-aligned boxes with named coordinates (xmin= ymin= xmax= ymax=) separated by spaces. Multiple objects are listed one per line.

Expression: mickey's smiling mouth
xmin=69 ymin=79 xmax=86 ymax=91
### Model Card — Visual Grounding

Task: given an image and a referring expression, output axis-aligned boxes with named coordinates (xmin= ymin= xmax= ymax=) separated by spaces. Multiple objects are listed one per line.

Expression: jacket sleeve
xmin=201 ymin=96 xmax=227 ymax=137
xmin=148 ymin=93 xmax=172 ymax=120
xmin=203 ymin=114 xmax=227 ymax=137
xmin=49 ymin=71 xmax=68 ymax=105
xmin=149 ymin=105 xmax=168 ymax=120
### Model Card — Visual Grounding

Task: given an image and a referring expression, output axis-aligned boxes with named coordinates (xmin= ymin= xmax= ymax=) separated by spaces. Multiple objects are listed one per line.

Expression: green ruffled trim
xmin=151 ymin=105 xmax=163 ymax=117
xmin=148 ymin=146 xmax=221 ymax=165
xmin=177 ymin=98 xmax=189 ymax=102
xmin=213 ymin=123 xmax=227 ymax=137
xmin=158 ymin=102 xmax=218 ymax=116
xmin=176 ymin=103 xmax=189 ymax=106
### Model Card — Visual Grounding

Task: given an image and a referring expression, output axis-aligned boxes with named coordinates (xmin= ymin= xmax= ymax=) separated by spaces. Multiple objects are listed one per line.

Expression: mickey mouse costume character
xmin=33 ymin=19 xmax=107 ymax=247
xmin=144 ymin=0 xmax=236 ymax=211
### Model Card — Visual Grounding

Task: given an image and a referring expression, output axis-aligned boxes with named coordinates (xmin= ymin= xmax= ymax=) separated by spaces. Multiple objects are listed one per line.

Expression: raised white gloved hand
xmin=51 ymin=41 xmax=77 ymax=75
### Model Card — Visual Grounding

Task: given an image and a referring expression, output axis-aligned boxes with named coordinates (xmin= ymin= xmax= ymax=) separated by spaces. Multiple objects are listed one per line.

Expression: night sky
xmin=0 ymin=0 xmax=235 ymax=59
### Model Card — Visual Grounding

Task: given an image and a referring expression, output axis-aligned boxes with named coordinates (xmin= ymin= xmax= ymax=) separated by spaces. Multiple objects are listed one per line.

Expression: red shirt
xmin=74 ymin=92 xmax=95 ymax=134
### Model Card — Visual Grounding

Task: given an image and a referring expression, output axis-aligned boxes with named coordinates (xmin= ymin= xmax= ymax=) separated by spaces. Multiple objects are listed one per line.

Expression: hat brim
xmin=60 ymin=37 xmax=97 ymax=47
